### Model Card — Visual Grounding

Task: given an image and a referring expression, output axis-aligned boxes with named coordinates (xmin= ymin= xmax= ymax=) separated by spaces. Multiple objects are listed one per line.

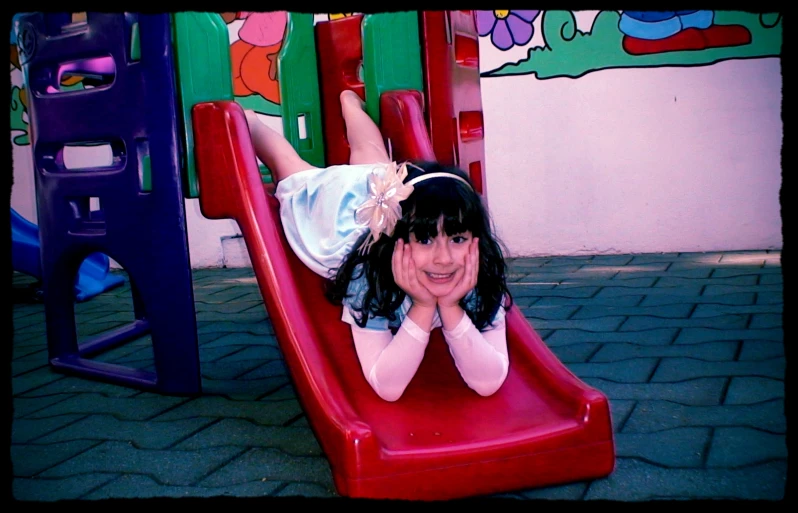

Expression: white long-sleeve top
xmin=342 ymin=306 xmax=510 ymax=402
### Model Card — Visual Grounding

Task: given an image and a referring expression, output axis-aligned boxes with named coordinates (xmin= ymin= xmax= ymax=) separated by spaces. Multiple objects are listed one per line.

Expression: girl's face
xmin=408 ymin=217 xmax=474 ymax=298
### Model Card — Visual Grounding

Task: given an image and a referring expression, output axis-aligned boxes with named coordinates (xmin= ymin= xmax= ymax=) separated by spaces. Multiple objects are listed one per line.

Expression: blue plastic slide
xmin=11 ymin=208 xmax=125 ymax=301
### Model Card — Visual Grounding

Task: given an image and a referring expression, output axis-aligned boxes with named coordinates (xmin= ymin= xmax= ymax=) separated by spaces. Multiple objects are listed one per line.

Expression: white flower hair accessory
xmin=354 ymin=159 xmax=474 ymax=255
xmin=354 ymin=161 xmax=415 ymax=255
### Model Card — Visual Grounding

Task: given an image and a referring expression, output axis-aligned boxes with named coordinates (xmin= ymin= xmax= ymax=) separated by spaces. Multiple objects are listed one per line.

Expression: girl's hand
xmin=437 ymin=237 xmax=479 ymax=309
xmin=392 ymin=239 xmax=437 ymax=309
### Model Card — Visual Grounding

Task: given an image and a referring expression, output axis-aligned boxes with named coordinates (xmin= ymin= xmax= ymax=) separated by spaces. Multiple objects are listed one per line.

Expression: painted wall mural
xmin=480 ymin=10 xmax=782 ymax=79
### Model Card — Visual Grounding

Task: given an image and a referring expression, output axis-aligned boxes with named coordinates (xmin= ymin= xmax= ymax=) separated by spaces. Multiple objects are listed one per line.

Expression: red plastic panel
xmin=421 ymin=11 xmax=488 ymax=196
xmin=192 ymin=100 xmax=615 ymax=500
xmin=315 ymin=15 xmax=366 ymax=166
xmin=379 ymin=90 xmax=437 ymax=162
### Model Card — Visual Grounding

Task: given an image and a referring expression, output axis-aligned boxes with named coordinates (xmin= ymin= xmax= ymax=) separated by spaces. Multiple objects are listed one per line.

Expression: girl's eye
xmin=417 ymin=238 xmax=432 ymax=245
xmin=451 ymin=234 xmax=470 ymax=244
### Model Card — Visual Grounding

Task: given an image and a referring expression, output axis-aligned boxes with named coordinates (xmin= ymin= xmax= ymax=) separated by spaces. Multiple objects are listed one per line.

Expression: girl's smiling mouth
xmin=425 ymin=271 xmax=456 ymax=283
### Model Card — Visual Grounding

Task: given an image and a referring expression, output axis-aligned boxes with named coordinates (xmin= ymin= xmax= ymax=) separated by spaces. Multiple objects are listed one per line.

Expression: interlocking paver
xmin=175 ymin=418 xmax=322 ymax=455
xmin=519 ymin=304 xmax=580 ymax=320
xmin=655 ymin=275 xmax=758 ymax=287
xmin=758 ymin=273 xmax=783 ymax=285
xmin=711 ymin=267 xmax=781 ymax=279
xmin=549 ymin=343 xmax=600 ymax=363
xmin=525 ymin=316 xmax=626 ymax=332
xmin=608 ymin=399 xmax=636 ymax=432
xmin=12 ymin=371 xmax=66 ymax=396
xmin=756 ymin=292 xmax=783 ymax=305
xmin=724 ymin=377 xmax=785 ymax=404
xmin=197 ymin=448 xmax=334 ymax=488
xmin=519 ymin=481 xmax=589 ymax=500
xmin=20 ymin=377 xmax=141 ymax=397
xmin=531 ymin=295 xmax=643 ymax=307
xmin=738 ymin=341 xmax=784 ymax=361
xmin=706 ymin=427 xmax=788 ymax=467
xmin=83 ymin=473 xmax=283 ymax=499
xmin=640 ymin=292 xmax=754 ymax=306
xmin=614 ymin=427 xmax=710 ymax=467
xmin=34 ymin=414 xmax=217 ymax=450
xmin=691 ymin=303 xmax=782 ymax=317
xmin=11 ymin=440 xmax=101 ymax=476
xmin=650 ymin=357 xmax=785 ymax=382
xmin=571 ymin=303 xmax=693 ymax=320
xmin=12 ymin=415 xmax=86 ymax=443
xmin=13 ymin=394 xmax=79 ymax=418
xmin=197 ymin=320 xmax=275 ymax=336
xmin=621 ymin=314 xmax=749 ymax=331
xmin=674 ymin=328 xmax=783 ymax=344
xmin=590 ymin=341 xmax=738 ymax=362
xmin=40 ymin=441 xmax=246 ymax=485
xmin=582 ymin=377 xmax=726 ymax=406
xmin=749 ymin=313 xmax=783 ymax=329
xmin=545 ymin=328 xmax=678 ymax=346
xmin=622 ymin=399 xmax=786 ymax=433
xmin=153 ymin=396 xmax=303 ymax=425
xmin=596 ymin=286 xmax=703 ymax=298
xmin=27 ymin=393 xmax=188 ymax=421
xmin=703 ymin=284 xmax=782 ymax=296
xmin=565 ymin=358 xmax=659 ymax=383
xmin=13 ymin=474 xmax=120 ymax=501
xmin=584 ymin=458 xmax=786 ymax=500
xmin=276 ymin=482 xmax=338 ymax=497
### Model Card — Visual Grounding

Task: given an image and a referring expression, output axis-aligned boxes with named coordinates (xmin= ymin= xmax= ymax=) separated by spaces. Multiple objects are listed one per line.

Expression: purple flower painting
xmin=476 ymin=10 xmax=541 ymax=50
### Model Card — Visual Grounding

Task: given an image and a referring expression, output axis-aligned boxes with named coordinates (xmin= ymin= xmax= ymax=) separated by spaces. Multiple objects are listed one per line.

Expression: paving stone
xmin=549 ymin=343 xmax=600 ymax=363
xmin=83 ymin=473 xmax=283 ymax=499
xmin=580 ymin=255 xmax=635 ymax=266
xmin=614 ymin=427 xmax=710 ymax=467
xmin=621 ymin=314 xmax=749 ymax=331
xmin=718 ymin=252 xmax=773 ymax=265
xmin=758 ymin=273 xmax=783 ymax=285
xmin=13 ymin=474 xmax=119 ymax=501
xmin=195 ymin=310 xmax=269 ymax=323
xmin=12 ymin=394 xmax=79 ymax=418
xmin=216 ymin=344 xmax=283 ymax=363
xmin=275 ymin=482 xmax=338 ymax=497
xmin=200 ymin=376 xmax=290 ymax=399
xmin=11 ymin=440 xmax=100 ymax=476
xmin=749 ymin=313 xmax=783 ymax=329
xmin=532 ymin=295 xmax=643 ymax=307
xmin=616 ymin=268 xmax=714 ymax=280
xmin=596 ymin=286 xmax=703 ymax=298
xmin=202 ymin=331 xmax=280 ymax=348
xmin=590 ymin=341 xmax=738 ymax=363
xmin=651 ymin=357 xmax=785 ymax=382
xmin=12 ymin=343 xmax=46 ymax=360
xmin=12 ymin=354 xmax=51 ymax=376
xmin=174 ymin=418 xmax=321 ymax=456
xmin=12 ymin=312 xmax=46 ymax=330
xmin=521 ymin=270 xmax=620 ymax=282
xmin=560 ymin=277 xmax=657 ymax=288
xmin=520 ymin=304 xmax=580 ymax=320
xmin=12 ymin=415 xmax=86 ymax=443
xmin=34 ymin=414 xmax=217 ymax=450
xmin=703 ymin=284 xmax=782 ymax=296
xmin=756 ymin=292 xmax=783 ymax=305
xmin=622 ymin=399 xmax=786 ymax=433
xmin=197 ymin=321 xmax=275 ymax=336
xmin=691 ymin=303 xmax=782 ymax=317
xmin=707 ymin=427 xmax=788 ymax=467
xmin=518 ymin=481 xmax=589 ymax=500
xmin=153 ymin=396 xmax=303 ymax=426
xmin=711 ymin=267 xmax=781 ymax=279
xmin=609 ymin=399 xmax=636 ymax=432
xmin=526 ymin=316 xmax=626 ymax=332
xmin=738 ymin=341 xmax=784 ymax=361
xmin=725 ymin=377 xmax=785 ymax=404
xmin=199 ymin=345 xmax=248 ymax=364
xmin=565 ymin=358 xmax=658 ymax=383
xmin=239 ymin=360 xmax=289 ymax=380
xmin=40 ymin=441 xmax=246 ymax=486
xmin=201 ymin=356 xmax=275 ymax=381
xmin=197 ymin=448 xmax=334 ymax=488
xmin=511 ymin=286 xmax=600 ymax=298
xmin=572 ymin=303 xmax=693 ymax=320
xmin=27 ymin=393 xmax=189 ymax=421
xmin=545 ymin=328 xmax=678 ymax=346
xmin=674 ymin=328 xmax=783 ymax=344
xmin=12 ymin=370 xmax=67 ymax=396
xmin=581 ymin=377 xmax=725 ymax=406
xmin=584 ymin=458 xmax=786 ymax=500
xmin=194 ymin=300 xmax=264 ymax=314
xmin=629 ymin=254 xmax=681 ymax=265
xmin=656 ymin=275 xmax=759 ymax=287
xmin=640 ymin=292 xmax=754 ymax=307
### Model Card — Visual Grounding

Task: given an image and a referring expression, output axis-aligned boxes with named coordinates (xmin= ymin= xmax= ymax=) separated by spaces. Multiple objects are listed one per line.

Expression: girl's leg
xmin=340 ymin=90 xmax=391 ymax=165
xmin=245 ymin=110 xmax=317 ymax=183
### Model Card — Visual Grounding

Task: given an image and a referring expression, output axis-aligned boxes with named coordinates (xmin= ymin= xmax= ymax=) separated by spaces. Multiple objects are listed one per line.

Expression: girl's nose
xmin=433 ymin=240 xmax=453 ymax=265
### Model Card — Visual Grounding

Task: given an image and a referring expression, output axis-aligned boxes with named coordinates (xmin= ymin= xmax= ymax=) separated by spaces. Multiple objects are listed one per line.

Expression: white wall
xmin=481 ymin=57 xmax=783 ymax=257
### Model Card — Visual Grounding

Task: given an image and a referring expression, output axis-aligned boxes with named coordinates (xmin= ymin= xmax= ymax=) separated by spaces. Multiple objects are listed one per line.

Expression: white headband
xmin=406 ymin=171 xmax=472 ymax=189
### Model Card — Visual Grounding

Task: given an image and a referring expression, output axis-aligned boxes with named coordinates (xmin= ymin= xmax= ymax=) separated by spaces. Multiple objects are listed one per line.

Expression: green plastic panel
xmin=361 ymin=12 xmax=424 ymax=125
xmin=172 ymin=12 xmax=234 ymax=198
xmin=277 ymin=13 xmax=326 ymax=169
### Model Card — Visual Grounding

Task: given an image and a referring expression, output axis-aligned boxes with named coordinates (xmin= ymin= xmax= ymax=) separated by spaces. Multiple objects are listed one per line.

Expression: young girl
xmin=245 ymin=90 xmax=512 ymax=402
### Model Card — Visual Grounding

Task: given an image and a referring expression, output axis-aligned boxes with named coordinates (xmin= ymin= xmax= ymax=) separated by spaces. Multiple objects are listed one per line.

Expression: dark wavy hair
xmin=326 ymin=161 xmax=512 ymax=330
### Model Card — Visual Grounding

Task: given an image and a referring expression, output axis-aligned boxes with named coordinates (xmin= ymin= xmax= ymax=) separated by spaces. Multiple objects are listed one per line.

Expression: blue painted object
xmin=11 ymin=208 xmax=125 ymax=301
xmin=17 ymin=12 xmax=201 ymax=395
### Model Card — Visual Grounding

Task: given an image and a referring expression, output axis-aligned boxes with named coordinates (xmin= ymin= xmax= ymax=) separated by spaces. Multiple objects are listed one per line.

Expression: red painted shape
xmin=315 ymin=15 xmax=366 ymax=166
xmin=623 ymin=25 xmax=752 ymax=55
xmin=191 ymin=100 xmax=615 ymax=500
xmin=421 ymin=11 xmax=488 ymax=197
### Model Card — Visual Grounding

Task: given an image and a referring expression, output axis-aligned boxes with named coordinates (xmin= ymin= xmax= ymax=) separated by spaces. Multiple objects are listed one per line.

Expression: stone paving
xmin=10 ymin=250 xmax=786 ymax=501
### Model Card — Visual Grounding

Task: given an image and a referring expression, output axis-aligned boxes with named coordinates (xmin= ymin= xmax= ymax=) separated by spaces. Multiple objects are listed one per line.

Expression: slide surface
xmin=11 ymin=208 xmax=124 ymax=302
xmin=192 ymin=100 xmax=615 ymax=500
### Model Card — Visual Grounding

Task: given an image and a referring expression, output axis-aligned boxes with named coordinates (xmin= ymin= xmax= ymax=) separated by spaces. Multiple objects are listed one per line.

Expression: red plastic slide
xmin=191 ymin=99 xmax=615 ymax=500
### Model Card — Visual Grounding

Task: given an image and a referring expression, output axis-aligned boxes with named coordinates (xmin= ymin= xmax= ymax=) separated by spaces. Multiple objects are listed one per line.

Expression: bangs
xmin=406 ymin=181 xmax=480 ymax=239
